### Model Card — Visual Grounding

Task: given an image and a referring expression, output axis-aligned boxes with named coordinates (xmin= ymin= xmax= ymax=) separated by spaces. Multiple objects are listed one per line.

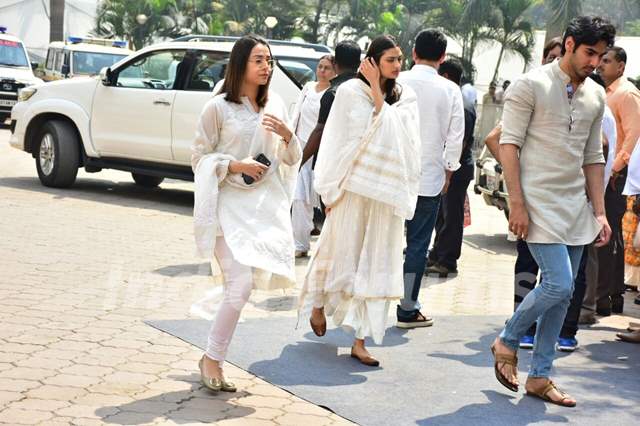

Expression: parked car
xmin=474 ymin=144 xmax=509 ymax=218
xmin=0 ymin=26 xmax=43 ymax=123
xmin=9 ymin=40 xmax=308 ymax=188
xmin=173 ymin=35 xmax=331 ymax=87
xmin=40 ymin=37 xmax=133 ymax=82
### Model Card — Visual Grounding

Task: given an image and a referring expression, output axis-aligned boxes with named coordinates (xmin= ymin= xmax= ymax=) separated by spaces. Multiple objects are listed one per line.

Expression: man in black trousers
xmin=426 ymin=58 xmax=475 ymax=276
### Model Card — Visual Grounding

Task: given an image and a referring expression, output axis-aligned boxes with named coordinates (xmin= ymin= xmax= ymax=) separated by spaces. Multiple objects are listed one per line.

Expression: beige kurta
xmin=191 ymin=92 xmax=302 ymax=290
xmin=500 ymin=60 xmax=605 ymax=245
xmin=299 ymin=79 xmax=421 ymax=344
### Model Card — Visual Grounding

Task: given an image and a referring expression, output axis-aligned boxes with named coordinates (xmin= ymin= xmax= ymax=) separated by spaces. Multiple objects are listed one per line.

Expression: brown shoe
xmin=310 ymin=308 xmax=326 ymax=337
xmin=616 ymin=330 xmax=640 ymax=344
xmin=350 ymin=347 xmax=380 ymax=367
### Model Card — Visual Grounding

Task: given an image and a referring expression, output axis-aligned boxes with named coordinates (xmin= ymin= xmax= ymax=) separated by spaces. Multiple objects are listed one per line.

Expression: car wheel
xmin=35 ymin=120 xmax=80 ymax=188
xmin=132 ymin=173 xmax=164 ymax=188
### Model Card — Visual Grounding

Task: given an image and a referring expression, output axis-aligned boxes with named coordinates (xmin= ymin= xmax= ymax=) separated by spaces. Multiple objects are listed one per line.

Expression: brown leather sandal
xmin=350 ymin=347 xmax=380 ymax=367
xmin=491 ymin=343 xmax=519 ymax=392
xmin=526 ymin=380 xmax=576 ymax=407
xmin=310 ymin=308 xmax=326 ymax=337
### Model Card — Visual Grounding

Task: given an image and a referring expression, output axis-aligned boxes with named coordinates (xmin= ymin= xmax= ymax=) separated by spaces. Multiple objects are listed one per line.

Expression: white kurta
xmin=192 ymin=92 xmax=302 ymax=290
xmin=299 ymin=79 xmax=421 ymax=344
xmin=292 ymin=82 xmax=326 ymax=204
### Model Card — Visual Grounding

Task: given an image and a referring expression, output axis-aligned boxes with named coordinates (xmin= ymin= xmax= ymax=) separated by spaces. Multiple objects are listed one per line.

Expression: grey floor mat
xmin=146 ymin=315 xmax=640 ymax=426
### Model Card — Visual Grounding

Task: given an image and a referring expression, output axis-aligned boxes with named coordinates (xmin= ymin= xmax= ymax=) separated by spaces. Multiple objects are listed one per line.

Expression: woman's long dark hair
xmin=357 ymin=35 xmax=402 ymax=105
xmin=219 ymin=35 xmax=272 ymax=107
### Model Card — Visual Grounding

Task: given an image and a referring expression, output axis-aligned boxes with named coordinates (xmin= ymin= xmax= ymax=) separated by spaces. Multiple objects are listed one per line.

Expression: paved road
xmin=0 ymin=128 xmax=637 ymax=425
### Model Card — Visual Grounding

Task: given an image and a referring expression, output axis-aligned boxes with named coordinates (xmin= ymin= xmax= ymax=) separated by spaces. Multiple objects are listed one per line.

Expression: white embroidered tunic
xmin=191 ymin=92 xmax=302 ymax=290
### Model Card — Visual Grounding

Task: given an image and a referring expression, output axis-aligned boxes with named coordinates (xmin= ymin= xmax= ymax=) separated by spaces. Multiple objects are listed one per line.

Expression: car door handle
xmin=153 ymin=99 xmax=171 ymax=105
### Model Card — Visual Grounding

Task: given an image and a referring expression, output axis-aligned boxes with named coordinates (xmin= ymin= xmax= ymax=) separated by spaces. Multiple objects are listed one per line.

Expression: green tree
xmin=94 ymin=0 xmax=176 ymax=50
xmin=544 ymin=0 xmax=581 ymax=43
xmin=488 ymin=0 xmax=536 ymax=82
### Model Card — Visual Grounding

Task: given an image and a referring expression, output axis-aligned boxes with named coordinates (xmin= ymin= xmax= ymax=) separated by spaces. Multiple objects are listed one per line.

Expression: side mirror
xmin=30 ymin=62 xmax=38 ymax=71
xmin=99 ymin=67 xmax=114 ymax=86
xmin=61 ymin=63 xmax=70 ymax=77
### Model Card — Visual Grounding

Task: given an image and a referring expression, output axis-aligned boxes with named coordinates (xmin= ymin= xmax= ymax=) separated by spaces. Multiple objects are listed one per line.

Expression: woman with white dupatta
xmin=191 ymin=35 xmax=301 ymax=392
xmin=299 ymin=35 xmax=421 ymax=366
xmin=290 ymin=55 xmax=336 ymax=258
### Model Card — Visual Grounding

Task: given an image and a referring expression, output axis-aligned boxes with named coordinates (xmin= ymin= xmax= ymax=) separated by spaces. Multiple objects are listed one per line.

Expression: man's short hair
xmin=608 ymin=46 xmax=627 ymax=63
xmin=414 ymin=29 xmax=447 ymax=61
xmin=334 ymin=40 xmax=361 ymax=70
xmin=562 ymin=15 xmax=616 ymax=55
xmin=438 ymin=58 xmax=463 ymax=85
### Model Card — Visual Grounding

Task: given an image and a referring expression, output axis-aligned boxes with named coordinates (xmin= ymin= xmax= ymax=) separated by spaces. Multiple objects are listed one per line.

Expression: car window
xmin=186 ymin=51 xmax=228 ymax=92
xmin=0 ymin=40 xmax=29 ymax=68
xmin=73 ymin=51 xmax=128 ymax=76
xmin=45 ymin=49 xmax=54 ymax=69
xmin=278 ymin=59 xmax=315 ymax=86
xmin=54 ymin=49 xmax=64 ymax=72
xmin=116 ymin=50 xmax=186 ymax=90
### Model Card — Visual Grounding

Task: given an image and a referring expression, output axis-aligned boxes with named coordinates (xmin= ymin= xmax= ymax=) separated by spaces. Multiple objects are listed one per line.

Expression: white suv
xmin=0 ymin=27 xmax=43 ymax=123
xmin=9 ymin=40 xmax=318 ymax=188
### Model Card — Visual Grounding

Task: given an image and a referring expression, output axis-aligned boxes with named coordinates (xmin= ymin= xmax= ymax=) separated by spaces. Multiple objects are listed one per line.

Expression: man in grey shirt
xmin=490 ymin=16 xmax=614 ymax=407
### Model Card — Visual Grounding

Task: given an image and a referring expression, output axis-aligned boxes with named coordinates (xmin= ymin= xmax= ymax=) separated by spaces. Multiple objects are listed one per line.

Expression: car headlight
xmin=17 ymin=86 xmax=37 ymax=102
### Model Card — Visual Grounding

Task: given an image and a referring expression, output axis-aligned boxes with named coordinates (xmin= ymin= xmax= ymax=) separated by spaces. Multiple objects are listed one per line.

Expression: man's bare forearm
xmin=484 ymin=124 xmax=502 ymax=163
xmin=301 ymin=124 xmax=324 ymax=167
xmin=500 ymin=144 xmax=524 ymax=207
xmin=584 ymin=163 xmax=606 ymax=216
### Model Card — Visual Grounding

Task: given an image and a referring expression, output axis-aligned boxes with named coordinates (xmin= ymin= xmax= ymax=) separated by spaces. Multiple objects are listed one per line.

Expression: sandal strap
xmin=495 ymin=353 xmax=518 ymax=366
xmin=541 ymin=380 xmax=573 ymax=404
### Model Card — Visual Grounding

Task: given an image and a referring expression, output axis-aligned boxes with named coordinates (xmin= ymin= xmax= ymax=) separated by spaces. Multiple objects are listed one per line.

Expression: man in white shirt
xmin=396 ymin=29 xmax=464 ymax=328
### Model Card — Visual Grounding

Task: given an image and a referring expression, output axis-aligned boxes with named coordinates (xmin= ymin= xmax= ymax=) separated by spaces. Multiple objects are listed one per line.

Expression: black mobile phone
xmin=242 ymin=153 xmax=271 ymax=184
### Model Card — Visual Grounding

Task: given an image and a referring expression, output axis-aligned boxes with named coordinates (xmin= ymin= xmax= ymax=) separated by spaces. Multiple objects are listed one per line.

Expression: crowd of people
xmin=188 ymin=14 xmax=638 ymax=408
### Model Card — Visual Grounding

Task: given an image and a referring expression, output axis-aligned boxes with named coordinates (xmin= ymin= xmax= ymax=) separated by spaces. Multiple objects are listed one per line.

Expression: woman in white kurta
xmin=299 ymin=35 xmax=421 ymax=366
xmin=291 ymin=55 xmax=336 ymax=257
xmin=191 ymin=36 xmax=301 ymax=392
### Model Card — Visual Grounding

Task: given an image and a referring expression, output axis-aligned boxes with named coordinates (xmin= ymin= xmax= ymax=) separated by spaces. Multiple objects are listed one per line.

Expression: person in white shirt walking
xmin=396 ymin=29 xmax=464 ymax=328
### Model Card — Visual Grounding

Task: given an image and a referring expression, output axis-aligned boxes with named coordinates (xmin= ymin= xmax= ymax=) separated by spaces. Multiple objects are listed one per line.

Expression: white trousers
xmin=292 ymin=200 xmax=314 ymax=252
xmin=205 ymin=237 xmax=253 ymax=362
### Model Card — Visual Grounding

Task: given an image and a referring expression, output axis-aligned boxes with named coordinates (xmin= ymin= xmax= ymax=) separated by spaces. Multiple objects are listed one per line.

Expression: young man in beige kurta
xmin=490 ymin=16 xmax=614 ymax=406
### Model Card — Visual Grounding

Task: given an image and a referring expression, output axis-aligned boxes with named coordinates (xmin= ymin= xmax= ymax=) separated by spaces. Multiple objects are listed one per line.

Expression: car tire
xmin=132 ymin=173 xmax=164 ymax=188
xmin=35 ymin=120 xmax=80 ymax=188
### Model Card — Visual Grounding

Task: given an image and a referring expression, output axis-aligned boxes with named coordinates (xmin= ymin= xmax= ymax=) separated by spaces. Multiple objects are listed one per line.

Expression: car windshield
xmin=0 ymin=40 xmax=29 ymax=67
xmin=73 ymin=51 xmax=128 ymax=75
xmin=276 ymin=56 xmax=319 ymax=86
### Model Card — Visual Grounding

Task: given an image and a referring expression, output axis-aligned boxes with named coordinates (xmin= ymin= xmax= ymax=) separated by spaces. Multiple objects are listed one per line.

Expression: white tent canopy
xmin=0 ymin=0 xmax=98 ymax=61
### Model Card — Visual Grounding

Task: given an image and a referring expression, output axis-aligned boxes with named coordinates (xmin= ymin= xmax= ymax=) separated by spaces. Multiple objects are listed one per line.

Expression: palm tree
xmin=489 ymin=0 xmax=536 ymax=83
xmin=94 ymin=0 xmax=176 ymax=50
xmin=544 ymin=0 xmax=582 ymax=43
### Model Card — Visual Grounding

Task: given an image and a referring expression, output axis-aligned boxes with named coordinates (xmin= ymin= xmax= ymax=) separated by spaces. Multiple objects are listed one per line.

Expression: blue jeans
xmin=500 ymin=243 xmax=584 ymax=378
xmin=398 ymin=195 xmax=441 ymax=320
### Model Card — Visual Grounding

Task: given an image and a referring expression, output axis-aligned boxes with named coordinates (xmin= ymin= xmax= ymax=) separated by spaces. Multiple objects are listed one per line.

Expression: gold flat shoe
xmin=199 ymin=357 xmax=222 ymax=392
xmin=220 ymin=379 xmax=237 ymax=392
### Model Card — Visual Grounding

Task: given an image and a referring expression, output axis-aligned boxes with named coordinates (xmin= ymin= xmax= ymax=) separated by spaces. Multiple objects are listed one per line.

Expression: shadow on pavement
xmin=153 ymin=263 xmax=211 ymax=278
xmin=96 ymin=374 xmax=255 ymax=424
xmin=0 ymin=176 xmax=193 ymax=216
xmin=463 ymin=232 xmax=515 ymax=256
xmin=417 ymin=390 xmax=565 ymax=426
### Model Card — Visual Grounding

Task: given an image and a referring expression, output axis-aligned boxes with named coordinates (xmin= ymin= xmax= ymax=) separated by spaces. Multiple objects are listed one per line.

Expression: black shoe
xmin=596 ymin=298 xmax=611 ymax=316
xmin=396 ymin=311 xmax=434 ymax=329
xmin=635 ymin=295 xmax=640 ymax=305
xmin=611 ymin=296 xmax=624 ymax=314
xmin=425 ymin=263 xmax=458 ymax=278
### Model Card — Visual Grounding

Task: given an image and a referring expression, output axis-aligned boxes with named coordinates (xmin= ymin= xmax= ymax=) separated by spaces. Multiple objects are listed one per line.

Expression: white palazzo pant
xmin=205 ymin=237 xmax=253 ymax=362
